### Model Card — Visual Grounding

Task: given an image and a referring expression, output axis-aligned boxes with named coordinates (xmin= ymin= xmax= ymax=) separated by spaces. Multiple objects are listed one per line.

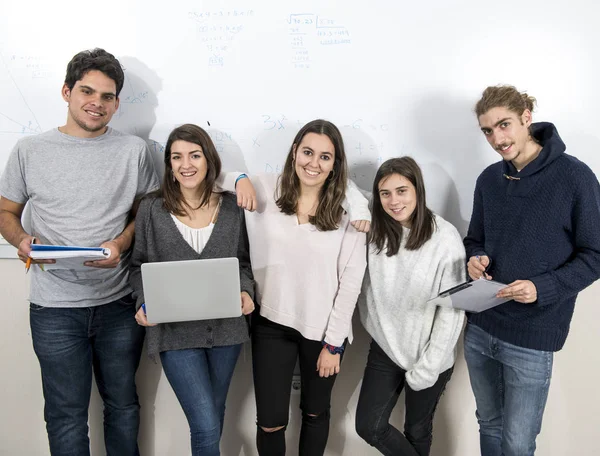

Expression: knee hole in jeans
xmin=259 ymin=425 xmax=286 ymax=433
xmin=302 ymin=409 xmax=330 ymax=423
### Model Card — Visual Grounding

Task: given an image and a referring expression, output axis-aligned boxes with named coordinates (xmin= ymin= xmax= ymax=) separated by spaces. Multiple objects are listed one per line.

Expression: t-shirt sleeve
xmin=0 ymin=142 xmax=29 ymax=204
xmin=136 ymin=143 xmax=159 ymax=197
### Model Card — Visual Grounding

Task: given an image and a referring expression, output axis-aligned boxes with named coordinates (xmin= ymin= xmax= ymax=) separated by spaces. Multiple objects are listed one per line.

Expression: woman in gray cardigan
xmin=130 ymin=124 xmax=255 ymax=456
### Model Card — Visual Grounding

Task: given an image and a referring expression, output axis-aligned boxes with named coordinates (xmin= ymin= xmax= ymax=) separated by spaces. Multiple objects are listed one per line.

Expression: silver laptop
xmin=141 ymin=257 xmax=242 ymax=324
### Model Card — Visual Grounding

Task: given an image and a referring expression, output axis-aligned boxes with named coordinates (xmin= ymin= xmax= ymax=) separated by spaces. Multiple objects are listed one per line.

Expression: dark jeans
xmin=464 ymin=323 xmax=553 ymax=456
xmin=252 ymin=313 xmax=341 ymax=456
xmin=356 ymin=340 xmax=453 ymax=456
xmin=29 ymin=295 xmax=145 ymax=456
xmin=160 ymin=344 xmax=243 ymax=456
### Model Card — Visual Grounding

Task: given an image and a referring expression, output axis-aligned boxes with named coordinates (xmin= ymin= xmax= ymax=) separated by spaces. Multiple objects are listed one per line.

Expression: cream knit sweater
xmin=360 ymin=214 xmax=466 ymax=391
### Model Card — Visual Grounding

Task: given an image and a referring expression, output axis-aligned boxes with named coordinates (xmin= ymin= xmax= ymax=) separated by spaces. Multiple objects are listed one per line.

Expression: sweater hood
xmin=503 ymin=122 xmax=565 ymax=179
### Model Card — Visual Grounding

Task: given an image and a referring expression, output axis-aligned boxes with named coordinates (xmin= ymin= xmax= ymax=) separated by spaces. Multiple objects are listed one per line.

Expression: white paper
xmin=29 ymin=247 xmax=111 ymax=270
xmin=29 ymin=249 xmax=110 ymax=259
xmin=428 ymin=278 xmax=510 ymax=313
xmin=42 ymin=256 xmax=111 ymax=270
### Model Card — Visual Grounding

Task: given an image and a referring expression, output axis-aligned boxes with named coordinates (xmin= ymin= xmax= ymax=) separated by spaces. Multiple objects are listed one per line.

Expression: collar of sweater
xmin=502 ymin=122 xmax=565 ymax=179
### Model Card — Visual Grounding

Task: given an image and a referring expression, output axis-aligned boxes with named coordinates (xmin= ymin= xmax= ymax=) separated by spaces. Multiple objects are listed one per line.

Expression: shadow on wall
xmin=207 ymin=127 xmax=250 ymax=177
xmin=341 ymin=125 xmax=383 ymax=193
xmin=109 ymin=56 xmax=164 ymax=178
xmin=420 ymin=162 xmax=470 ymax=236
xmin=411 ymin=92 xmax=488 ymax=237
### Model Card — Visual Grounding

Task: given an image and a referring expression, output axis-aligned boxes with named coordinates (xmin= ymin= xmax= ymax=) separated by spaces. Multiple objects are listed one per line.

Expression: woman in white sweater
xmin=356 ymin=157 xmax=466 ymax=456
xmin=221 ymin=119 xmax=368 ymax=456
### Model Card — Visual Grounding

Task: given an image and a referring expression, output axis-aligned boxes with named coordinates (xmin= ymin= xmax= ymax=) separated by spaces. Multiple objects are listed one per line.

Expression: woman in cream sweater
xmin=356 ymin=156 xmax=466 ymax=456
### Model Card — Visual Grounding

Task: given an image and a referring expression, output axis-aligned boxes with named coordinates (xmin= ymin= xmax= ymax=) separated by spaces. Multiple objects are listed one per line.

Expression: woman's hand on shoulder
xmin=351 ymin=220 xmax=370 ymax=233
xmin=236 ymin=176 xmax=257 ymax=212
xmin=316 ymin=348 xmax=340 ymax=378
xmin=240 ymin=291 xmax=255 ymax=315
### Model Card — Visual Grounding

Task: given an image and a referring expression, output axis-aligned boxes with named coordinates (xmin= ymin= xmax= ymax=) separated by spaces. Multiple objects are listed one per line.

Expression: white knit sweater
xmin=359 ymin=214 xmax=466 ymax=391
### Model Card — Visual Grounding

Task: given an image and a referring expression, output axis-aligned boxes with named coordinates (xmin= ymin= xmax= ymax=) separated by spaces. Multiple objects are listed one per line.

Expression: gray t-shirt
xmin=0 ymin=127 xmax=159 ymax=307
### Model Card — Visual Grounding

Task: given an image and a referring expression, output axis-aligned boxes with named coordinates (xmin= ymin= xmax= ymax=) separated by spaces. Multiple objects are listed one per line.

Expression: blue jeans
xmin=30 ymin=294 xmax=145 ymax=456
xmin=464 ymin=323 xmax=553 ymax=456
xmin=160 ymin=344 xmax=243 ymax=456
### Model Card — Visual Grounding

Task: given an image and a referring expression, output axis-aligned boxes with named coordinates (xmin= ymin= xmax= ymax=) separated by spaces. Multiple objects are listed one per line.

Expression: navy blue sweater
xmin=464 ymin=122 xmax=600 ymax=351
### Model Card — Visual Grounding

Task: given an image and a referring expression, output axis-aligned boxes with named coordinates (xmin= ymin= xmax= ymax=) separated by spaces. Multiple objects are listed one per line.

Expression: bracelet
xmin=235 ymin=173 xmax=248 ymax=186
xmin=322 ymin=341 xmax=344 ymax=355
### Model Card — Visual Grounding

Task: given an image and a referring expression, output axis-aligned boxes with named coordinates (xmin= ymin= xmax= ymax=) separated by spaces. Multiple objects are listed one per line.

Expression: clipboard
xmin=427 ymin=278 xmax=510 ymax=313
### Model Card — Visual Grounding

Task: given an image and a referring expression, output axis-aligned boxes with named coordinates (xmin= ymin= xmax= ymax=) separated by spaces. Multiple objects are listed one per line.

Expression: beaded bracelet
xmin=322 ymin=341 xmax=344 ymax=355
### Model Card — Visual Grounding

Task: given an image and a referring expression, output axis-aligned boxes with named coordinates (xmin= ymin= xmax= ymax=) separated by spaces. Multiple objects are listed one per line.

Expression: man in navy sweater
xmin=463 ymin=85 xmax=600 ymax=456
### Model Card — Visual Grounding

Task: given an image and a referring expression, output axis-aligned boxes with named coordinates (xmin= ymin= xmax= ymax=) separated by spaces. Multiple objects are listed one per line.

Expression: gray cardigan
xmin=130 ymin=192 xmax=255 ymax=357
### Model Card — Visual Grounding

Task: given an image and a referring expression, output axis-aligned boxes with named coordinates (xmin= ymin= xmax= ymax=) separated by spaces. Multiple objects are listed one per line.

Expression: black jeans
xmin=356 ymin=339 xmax=453 ymax=456
xmin=252 ymin=313 xmax=341 ymax=456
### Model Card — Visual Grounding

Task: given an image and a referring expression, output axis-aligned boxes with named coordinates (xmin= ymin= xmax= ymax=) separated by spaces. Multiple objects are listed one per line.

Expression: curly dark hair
xmin=64 ymin=48 xmax=125 ymax=96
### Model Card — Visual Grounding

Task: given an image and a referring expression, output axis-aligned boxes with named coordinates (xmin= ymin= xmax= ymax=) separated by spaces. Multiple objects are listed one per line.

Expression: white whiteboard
xmin=2 ymin=0 xmax=600 ymax=254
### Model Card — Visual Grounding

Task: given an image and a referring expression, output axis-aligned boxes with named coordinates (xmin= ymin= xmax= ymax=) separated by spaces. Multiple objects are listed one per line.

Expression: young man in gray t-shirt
xmin=0 ymin=48 xmax=158 ymax=456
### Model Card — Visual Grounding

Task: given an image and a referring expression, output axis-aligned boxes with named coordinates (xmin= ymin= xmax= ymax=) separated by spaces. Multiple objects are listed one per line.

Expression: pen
xmin=25 ymin=237 xmax=35 ymax=273
xmin=476 ymin=255 xmax=492 ymax=279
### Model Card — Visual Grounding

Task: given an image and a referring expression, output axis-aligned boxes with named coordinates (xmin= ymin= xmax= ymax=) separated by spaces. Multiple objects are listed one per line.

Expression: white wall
xmin=1 ymin=258 xmax=598 ymax=455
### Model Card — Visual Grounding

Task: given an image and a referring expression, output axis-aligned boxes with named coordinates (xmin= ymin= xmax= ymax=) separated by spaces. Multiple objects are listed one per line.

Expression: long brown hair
xmin=275 ymin=119 xmax=348 ymax=231
xmin=158 ymin=124 xmax=221 ymax=216
xmin=369 ymin=157 xmax=435 ymax=255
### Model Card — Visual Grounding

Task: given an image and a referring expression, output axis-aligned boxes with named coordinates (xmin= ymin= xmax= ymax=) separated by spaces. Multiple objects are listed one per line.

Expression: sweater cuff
xmin=323 ymin=334 xmax=345 ymax=348
xmin=344 ymin=180 xmax=372 ymax=223
xmin=135 ymin=295 xmax=145 ymax=311
xmin=529 ymin=272 xmax=558 ymax=307
xmin=466 ymin=249 xmax=487 ymax=260
xmin=405 ymin=366 xmax=438 ymax=392
xmin=240 ymin=281 xmax=255 ymax=301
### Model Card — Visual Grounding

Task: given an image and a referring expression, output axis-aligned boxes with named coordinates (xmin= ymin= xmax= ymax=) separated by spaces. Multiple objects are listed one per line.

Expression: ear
xmin=521 ymin=109 xmax=532 ymax=127
xmin=115 ymin=96 xmax=120 ymax=111
xmin=61 ymin=83 xmax=71 ymax=103
xmin=292 ymin=143 xmax=297 ymax=160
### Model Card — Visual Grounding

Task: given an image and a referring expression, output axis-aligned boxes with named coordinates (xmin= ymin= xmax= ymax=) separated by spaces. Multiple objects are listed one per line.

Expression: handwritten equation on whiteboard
xmin=288 ymin=13 xmax=351 ymax=69
xmin=9 ymin=54 xmax=52 ymax=79
xmin=0 ymin=52 xmax=44 ymax=135
xmin=187 ymin=9 xmax=256 ymax=67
